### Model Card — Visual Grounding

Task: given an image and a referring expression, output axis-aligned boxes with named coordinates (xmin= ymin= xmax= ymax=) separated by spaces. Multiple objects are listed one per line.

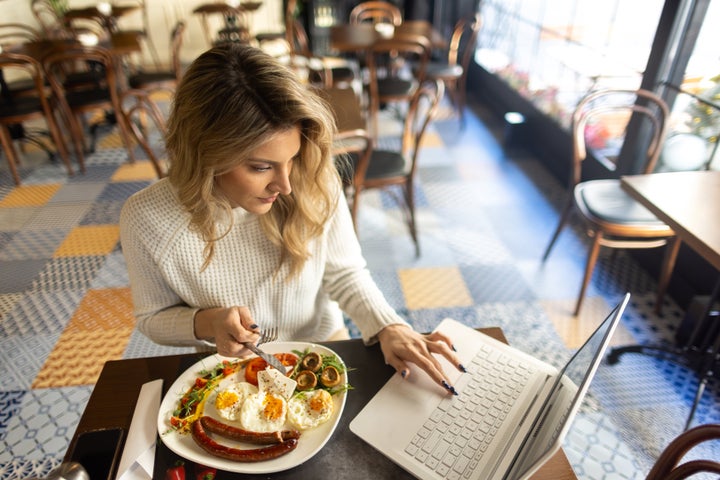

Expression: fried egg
xmin=214 ymin=382 xmax=257 ymax=421
xmin=288 ymin=389 xmax=334 ymax=430
xmin=240 ymin=392 xmax=288 ymax=432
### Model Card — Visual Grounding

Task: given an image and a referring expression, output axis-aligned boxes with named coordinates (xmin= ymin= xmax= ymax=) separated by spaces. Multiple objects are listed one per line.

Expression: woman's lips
xmin=259 ymin=195 xmax=278 ymax=204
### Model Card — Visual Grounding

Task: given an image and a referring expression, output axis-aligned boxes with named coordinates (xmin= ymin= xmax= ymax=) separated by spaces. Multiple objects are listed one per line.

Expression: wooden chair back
xmin=350 ymin=1 xmax=402 ymax=26
xmin=645 ymin=424 xmax=720 ymax=480
xmin=0 ymin=51 xmax=76 ymax=184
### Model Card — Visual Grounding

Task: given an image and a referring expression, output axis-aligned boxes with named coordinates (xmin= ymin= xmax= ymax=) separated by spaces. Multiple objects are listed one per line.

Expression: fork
xmin=257 ymin=326 xmax=278 ymax=345
xmin=243 ymin=327 xmax=283 ymax=371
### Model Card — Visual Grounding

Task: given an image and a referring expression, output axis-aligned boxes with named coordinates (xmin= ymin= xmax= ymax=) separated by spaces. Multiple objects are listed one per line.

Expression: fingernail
xmin=458 ymin=363 xmax=467 ymax=373
xmin=401 ymin=369 xmax=407 ymax=378
xmin=250 ymin=324 xmax=259 ymax=329
xmin=452 ymin=344 xmax=457 ymax=352
xmin=442 ymin=380 xmax=458 ymax=395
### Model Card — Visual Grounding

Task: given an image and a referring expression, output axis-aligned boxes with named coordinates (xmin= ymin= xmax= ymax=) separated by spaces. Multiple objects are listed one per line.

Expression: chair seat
xmin=0 ymin=97 xmax=45 ymax=119
xmin=377 ymin=77 xmax=415 ymax=97
xmin=65 ymin=88 xmax=112 ymax=108
xmin=424 ymin=62 xmax=463 ymax=80
xmin=577 ymin=179 xmax=664 ymax=225
xmin=128 ymin=71 xmax=175 ymax=89
xmin=365 ymin=150 xmax=407 ymax=179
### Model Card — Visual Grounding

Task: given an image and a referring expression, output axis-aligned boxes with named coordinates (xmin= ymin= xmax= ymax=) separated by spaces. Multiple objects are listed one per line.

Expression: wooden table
xmin=8 ymin=33 xmax=142 ymax=60
xmin=621 ymin=171 xmax=720 ymax=271
xmin=619 ymin=170 xmax=720 ymax=429
xmin=63 ymin=4 xmax=141 ymax=34
xmin=330 ymin=20 xmax=447 ymax=53
xmin=63 ymin=328 xmax=577 ymax=479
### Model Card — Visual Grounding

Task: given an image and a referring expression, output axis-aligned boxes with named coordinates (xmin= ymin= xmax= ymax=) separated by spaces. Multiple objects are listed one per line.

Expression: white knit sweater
xmin=119 ymin=178 xmax=407 ymax=347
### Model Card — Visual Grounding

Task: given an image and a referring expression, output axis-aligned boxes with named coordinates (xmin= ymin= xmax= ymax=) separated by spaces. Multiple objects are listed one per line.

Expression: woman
xmin=120 ymin=44 xmax=462 ymax=394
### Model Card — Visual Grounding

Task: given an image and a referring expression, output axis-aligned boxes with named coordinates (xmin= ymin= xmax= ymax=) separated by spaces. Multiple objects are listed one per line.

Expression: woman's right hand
xmin=194 ymin=306 xmax=261 ymax=357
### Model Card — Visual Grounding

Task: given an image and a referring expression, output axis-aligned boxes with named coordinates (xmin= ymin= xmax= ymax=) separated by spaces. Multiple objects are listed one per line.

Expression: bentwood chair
xmin=645 ymin=423 xmax=720 ymax=480
xmin=348 ymin=79 xmax=444 ymax=256
xmin=0 ymin=52 xmax=77 ymax=184
xmin=128 ymin=21 xmax=186 ymax=93
xmin=43 ymin=45 xmax=136 ymax=166
xmin=365 ymin=33 xmax=431 ymax=139
xmin=119 ymin=89 xmax=167 ymax=177
xmin=349 ymin=1 xmax=403 ymax=26
xmin=542 ymin=89 xmax=678 ymax=316
xmin=416 ymin=13 xmax=482 ymax=124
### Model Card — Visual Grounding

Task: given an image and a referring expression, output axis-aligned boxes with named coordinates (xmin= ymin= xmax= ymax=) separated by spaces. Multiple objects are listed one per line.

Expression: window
xmin=476 ymin=0 xmax=664 ymax=129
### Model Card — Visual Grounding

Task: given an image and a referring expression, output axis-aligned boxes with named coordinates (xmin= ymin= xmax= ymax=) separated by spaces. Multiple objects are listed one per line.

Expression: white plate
xmin=157 ymin=342 xmax=348 ymax=474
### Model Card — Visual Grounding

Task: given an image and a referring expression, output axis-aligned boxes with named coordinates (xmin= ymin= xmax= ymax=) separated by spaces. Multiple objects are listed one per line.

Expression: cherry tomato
xmin=165 ymin=461 xmax=185 ymax=480
xmin=244 ymin=357 xmax=268 ymax=386
xmin=195 ymin=464 xmax=217 ymax=480
xmin=274 ymin=352 xmax=299 ymax=369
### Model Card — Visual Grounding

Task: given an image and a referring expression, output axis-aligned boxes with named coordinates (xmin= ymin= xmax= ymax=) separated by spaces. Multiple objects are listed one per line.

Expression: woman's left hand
xmin=376 ymin=324 xmax=464 ymax=395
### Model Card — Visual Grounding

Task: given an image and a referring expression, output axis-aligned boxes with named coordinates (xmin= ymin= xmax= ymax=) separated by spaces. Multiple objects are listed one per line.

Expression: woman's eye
xmin=252 ymin=165 xmax=271 ymax=172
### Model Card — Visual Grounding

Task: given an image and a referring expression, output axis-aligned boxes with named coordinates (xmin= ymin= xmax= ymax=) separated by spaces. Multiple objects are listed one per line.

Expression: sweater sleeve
xmin=321 ymin=192 xmax=410 ymax=343
xmin=119 ymin=186 xmax=206 ymax=347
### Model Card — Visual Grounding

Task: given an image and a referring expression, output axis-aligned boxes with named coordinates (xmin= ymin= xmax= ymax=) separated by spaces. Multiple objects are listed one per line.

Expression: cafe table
xmin=62 ymin=4 xmax=141 ymax=34
xmin=329 ymin=20 xmax=447 ymax=53
xmin=63 ymin=327 xmax=577 ymax=479
xmin=617 ymin=170 xmax=720 ymax=429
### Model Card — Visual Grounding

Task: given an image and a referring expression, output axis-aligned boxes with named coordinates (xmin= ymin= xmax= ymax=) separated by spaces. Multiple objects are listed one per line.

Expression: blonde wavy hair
xmin=165 ymin=44 xmax=340 ymax=278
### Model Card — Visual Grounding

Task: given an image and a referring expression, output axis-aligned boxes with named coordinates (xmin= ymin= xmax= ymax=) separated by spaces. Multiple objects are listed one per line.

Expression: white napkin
xmin=116 ymin=379 xmax=164 ymax=480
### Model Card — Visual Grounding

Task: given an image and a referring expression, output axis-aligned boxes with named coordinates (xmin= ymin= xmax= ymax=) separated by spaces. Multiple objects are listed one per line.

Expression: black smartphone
xmin=68 ymin=427 xmax=124 ymax=480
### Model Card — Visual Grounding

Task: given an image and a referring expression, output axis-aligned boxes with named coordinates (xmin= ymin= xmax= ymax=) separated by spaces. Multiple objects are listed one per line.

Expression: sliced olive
xmin=300 ymin=352 xmax=322 ymax=372
xmin=295 ymin=370 xmax=317 ymax=391
xmin=319 ymin=365 xmax=342 ymax=388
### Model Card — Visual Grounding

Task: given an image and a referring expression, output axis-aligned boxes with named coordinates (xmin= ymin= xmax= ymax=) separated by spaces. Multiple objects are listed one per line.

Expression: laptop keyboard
xmin=404 ymin=344 xmax=537 ymax=480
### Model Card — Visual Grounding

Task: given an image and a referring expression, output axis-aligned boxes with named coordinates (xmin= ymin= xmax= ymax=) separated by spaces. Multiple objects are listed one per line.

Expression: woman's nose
xmin=271 ymin=169 xmax=292 ymax=195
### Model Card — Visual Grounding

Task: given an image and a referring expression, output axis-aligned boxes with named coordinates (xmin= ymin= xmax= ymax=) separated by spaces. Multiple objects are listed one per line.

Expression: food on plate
xmin=319 ymin=365 xmax=342 ymax=388
xmin=214 ymin=382 xmax=258 ymax=421
xmin=287 ymin=389 xmax=334 ymax=430
xmin=192 ymin=416 xmax=299 ymax=462
xmin=294 ymin=370 xmax=317 ymax=391
xmin=200 ymin=416 xmax=300 ymax=444
xmin=244 ymin=352 xmax=299 ymax=386
xmin=257 ymin=368 xmax=297 ymax=399
xmin=289 ymin=349 xmax=350 ymax=395
xmin=240 ymin=392 xmax=288 ymax=432
xmin=299 ymin=351 xmax=322 ymax=372
xmin=170 ymin=359 xmax=246 ymax=433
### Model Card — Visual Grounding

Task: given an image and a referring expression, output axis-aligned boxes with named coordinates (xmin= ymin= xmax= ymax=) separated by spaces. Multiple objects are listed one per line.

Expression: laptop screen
xmin=506 ymin=294 xmax=628 ymax=479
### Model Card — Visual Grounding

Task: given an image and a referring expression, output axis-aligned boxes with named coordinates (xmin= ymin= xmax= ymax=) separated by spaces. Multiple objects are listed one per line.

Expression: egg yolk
xmin=309 ymin=391 xmax=331 ymax=414
xmin=262 ymin=394 xmax=285 ymax=421
xmin=215 ymin=391 xmax=239 ymax=410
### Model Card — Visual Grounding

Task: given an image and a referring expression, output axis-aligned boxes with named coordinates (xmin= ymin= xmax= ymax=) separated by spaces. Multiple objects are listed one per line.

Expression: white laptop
xmin=350 ymin=293 xmax=629 ymax=480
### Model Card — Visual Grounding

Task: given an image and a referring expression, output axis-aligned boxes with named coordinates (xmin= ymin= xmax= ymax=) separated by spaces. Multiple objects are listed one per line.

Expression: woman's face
xmin=216 ymin=127 xmax=300 ymax=214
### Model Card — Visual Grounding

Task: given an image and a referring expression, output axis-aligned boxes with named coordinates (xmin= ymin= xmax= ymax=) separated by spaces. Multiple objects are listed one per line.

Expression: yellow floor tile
xmin=111 ymin=161 xmax=159 ymax=181
xmin=31 ymin=327 xmax=134 ymax=388
xmin=399 ymin=267 xmax=474 ymax=310
xmin=420 ymin=130 xmax=444 ymax=148
xmin=64 ymin=288 xmax=135 ymax=333
xmin=540 ymin=297 xmax=637 ymax=349
xmin=0 ymin=184 xmax=61 ymax=207
xmin=98 ymin=131 xmax=123 ymax=149
xmin=54 ymin=225 xmax=120 ymax=257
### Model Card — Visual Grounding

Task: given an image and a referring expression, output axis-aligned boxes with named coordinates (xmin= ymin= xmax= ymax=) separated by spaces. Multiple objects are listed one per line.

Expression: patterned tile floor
xmin=1 ymin=98 xmax=719 ymax=480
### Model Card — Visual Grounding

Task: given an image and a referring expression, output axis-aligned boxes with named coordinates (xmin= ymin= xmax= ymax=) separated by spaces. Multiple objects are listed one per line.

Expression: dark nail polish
xmin=458 ymin=363 xmax=467 ymax=373
xmin=451 ymin=387 xmax=459 ymax=396
xmin=250 ymin=324 xmax=259 ymax=329
xmin=401 ymin=369 xmax=407 ymax=378
xmin=452 ymin=344 xmax=457 ymax=352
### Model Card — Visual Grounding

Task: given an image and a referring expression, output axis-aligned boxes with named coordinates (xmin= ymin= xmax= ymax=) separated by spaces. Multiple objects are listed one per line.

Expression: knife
xmin=242 ymin=342 xmax=286 ymax=371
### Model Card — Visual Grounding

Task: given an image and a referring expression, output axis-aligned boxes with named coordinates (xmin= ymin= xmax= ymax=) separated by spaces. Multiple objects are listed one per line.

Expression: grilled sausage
xmin=191 ymin=418 xmax=299 ymax=462
xmin=199 ymin=416 xmax=300 ymax=444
